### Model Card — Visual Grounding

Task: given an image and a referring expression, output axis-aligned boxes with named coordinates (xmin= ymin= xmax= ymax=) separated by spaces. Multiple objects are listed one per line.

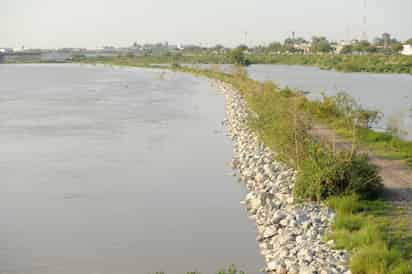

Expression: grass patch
xmin=327 ymin=195 xmax=412 ymax=274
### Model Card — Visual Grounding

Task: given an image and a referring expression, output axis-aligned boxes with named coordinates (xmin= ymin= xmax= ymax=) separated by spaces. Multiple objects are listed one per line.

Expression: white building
xmin=401 ymin=44 xmax=412 ymax=56
xmin=0 ymin=48 xmax=13 ymax=53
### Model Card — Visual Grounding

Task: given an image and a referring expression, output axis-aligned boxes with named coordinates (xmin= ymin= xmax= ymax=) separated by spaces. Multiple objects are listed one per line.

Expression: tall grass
xmin=327 ymin=195 xmax=412 ymax=274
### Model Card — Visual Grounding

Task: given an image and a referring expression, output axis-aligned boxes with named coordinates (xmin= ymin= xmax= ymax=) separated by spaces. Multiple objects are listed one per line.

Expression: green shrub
xmin=345 ymin=154 xmax=383 ymax=199
xmin=295 ymin=147 xmax=382 ymax=201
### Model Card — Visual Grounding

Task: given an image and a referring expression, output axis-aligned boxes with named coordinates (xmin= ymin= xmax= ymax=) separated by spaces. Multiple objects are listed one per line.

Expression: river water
xmin=0 ymin=64 xmax=262 ymax=274
xmin=247 ymin=64 xmax=412 ymax=139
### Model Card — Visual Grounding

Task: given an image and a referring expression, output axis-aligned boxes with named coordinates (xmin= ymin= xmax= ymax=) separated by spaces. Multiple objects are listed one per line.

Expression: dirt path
xmin=310 ymin=125 xmax=412 ymax=227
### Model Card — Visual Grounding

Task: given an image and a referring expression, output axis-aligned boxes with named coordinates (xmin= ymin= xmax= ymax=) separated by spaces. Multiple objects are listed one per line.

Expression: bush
xmin=345 ymin=154 xmax=383 ymax=198
xmin=227 ymin=48 xmax=250 ymax=66
xmin=295 ymin=146 xmax=382 ymax=201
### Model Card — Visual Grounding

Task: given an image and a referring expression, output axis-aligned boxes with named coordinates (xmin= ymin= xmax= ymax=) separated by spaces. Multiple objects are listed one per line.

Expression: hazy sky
xmin=1 ymin=0 xmax=411 ymax=49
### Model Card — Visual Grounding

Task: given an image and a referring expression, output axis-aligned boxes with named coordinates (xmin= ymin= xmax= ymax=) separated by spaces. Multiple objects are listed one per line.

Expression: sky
xmin=1 ymin=0 xmax=411 ymax=49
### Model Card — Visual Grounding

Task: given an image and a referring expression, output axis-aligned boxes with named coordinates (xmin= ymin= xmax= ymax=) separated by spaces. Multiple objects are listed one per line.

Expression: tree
xmin=310 ymin=36 xmax=332 ymax=53
xmin=268 ymin=42 xmax=283 ymax=52
xmin=227 ymin=48 xmax=249 ymax=66
xmin=340 ymin=45 xmax=353 ymax=54
xmin=352 ymin=41 xmax=376 ymax=53
xmin=373 ymin=37 xmax=384 ymax=47
xmin=294 ymin=37 xmax=307 ymax=44
xmin=212 ymin=44 xmax=225 ymax=51
xmin=406 ymin=38 xmax=412 ymax=46
xmin=391 ymin=42 xmax=403 ymax=53
xmin=237 ymin=44 xmax=248 ymax=51
xmin=284 ymin=38 xmax=294 ymax=46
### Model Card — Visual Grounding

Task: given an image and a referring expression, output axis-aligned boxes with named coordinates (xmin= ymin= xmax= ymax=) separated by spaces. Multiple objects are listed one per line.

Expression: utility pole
xmin=346 ymin=26 xmax=350 ymax=42
xmin=361 ymin=0 xmax=368 ymax=41
xmin=244 ymin=31 xmax=248 ymax=46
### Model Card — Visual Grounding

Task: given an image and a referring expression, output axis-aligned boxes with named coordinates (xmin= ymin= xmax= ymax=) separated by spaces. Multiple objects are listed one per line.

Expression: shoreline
xmin=215 ymin=80 xmax=350 ymax=274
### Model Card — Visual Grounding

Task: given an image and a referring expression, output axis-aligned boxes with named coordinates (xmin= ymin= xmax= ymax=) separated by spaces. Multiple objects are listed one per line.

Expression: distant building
xmin=4 ymin=51 xmax=42 ymax=62
xmin=0 ymin=48 xmax=13 ymax=53
xmin=335 ymin=41 xmax=351 ymax=54
xmin=293 ymin=43 xmax=311 ymax=54
xmin=401 ymin=44 xmax=412 ymax=56
xmin=40 ymin=50 xmax=72 ymax=62
xmin=382 ymin=33 xmax=391 ymax=49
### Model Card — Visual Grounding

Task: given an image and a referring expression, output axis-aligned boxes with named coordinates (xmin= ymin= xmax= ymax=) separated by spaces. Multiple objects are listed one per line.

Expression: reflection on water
xmin=0 ymin=64 xmax=262 ymax=274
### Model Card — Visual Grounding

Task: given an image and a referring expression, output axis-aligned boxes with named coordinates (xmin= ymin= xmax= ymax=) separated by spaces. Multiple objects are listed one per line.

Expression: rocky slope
xmin=215 ymin=81 xmax=350 ymax=274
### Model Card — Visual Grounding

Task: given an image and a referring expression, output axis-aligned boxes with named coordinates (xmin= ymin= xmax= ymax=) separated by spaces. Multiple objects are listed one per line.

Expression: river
xmin=0 ymin=64 xmax=262 ymax=274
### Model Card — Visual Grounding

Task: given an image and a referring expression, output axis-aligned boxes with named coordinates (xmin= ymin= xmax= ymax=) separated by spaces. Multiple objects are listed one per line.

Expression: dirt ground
xmin=310 ymin=125 xmax=412 ymax=228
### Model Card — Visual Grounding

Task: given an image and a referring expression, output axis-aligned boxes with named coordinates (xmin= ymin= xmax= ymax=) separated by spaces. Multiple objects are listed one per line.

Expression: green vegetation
xmin=249 ymin=54 xmax=412 ymax=74
xmin=173 ymin=66 xmax=412 ymax=274
xmin=327 ymin=195 xmax=412 ymax=274
xmin=80 ymin=40 xmax=412 ymax=75
xmin=83 ymin=51 xmax=237 ymax=67
xmin=85 ymin=51 xmax=412 ymax=76
xmin=85 ymin=57 xmax=412 ymax=274
xmin=304 ymin=92 xmax=412 ymax=168
xmin=237 ymin=78 xmax=382 ymax=201
xmin=173 ymin=66 xmax=382 ymax=202
xmin=227 ymin=47 xmax=250 ymax=66
xmin=310 ymin=36 xmax=333 ymax=53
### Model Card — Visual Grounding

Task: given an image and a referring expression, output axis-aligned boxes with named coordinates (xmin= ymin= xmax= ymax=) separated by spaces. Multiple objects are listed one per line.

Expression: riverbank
xmin=218 ymin=80 xmax=349 ymax=273
xmin=176 ymin=67 xmax=412 ymax=274
xmin=82 ymin=53 xmax=412 ymax=75
xmin=248 ymin=54 xmax=412 ymax=75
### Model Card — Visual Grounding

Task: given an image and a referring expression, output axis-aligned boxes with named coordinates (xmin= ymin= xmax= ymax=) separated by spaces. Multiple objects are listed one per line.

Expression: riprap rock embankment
xmin=215 ymin=81 xmax=350 ymax=274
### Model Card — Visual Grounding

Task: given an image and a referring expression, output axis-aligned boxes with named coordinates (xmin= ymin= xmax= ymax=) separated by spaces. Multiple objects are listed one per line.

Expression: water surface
xmin=0 ymin=64 xmax=262 ymax=274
